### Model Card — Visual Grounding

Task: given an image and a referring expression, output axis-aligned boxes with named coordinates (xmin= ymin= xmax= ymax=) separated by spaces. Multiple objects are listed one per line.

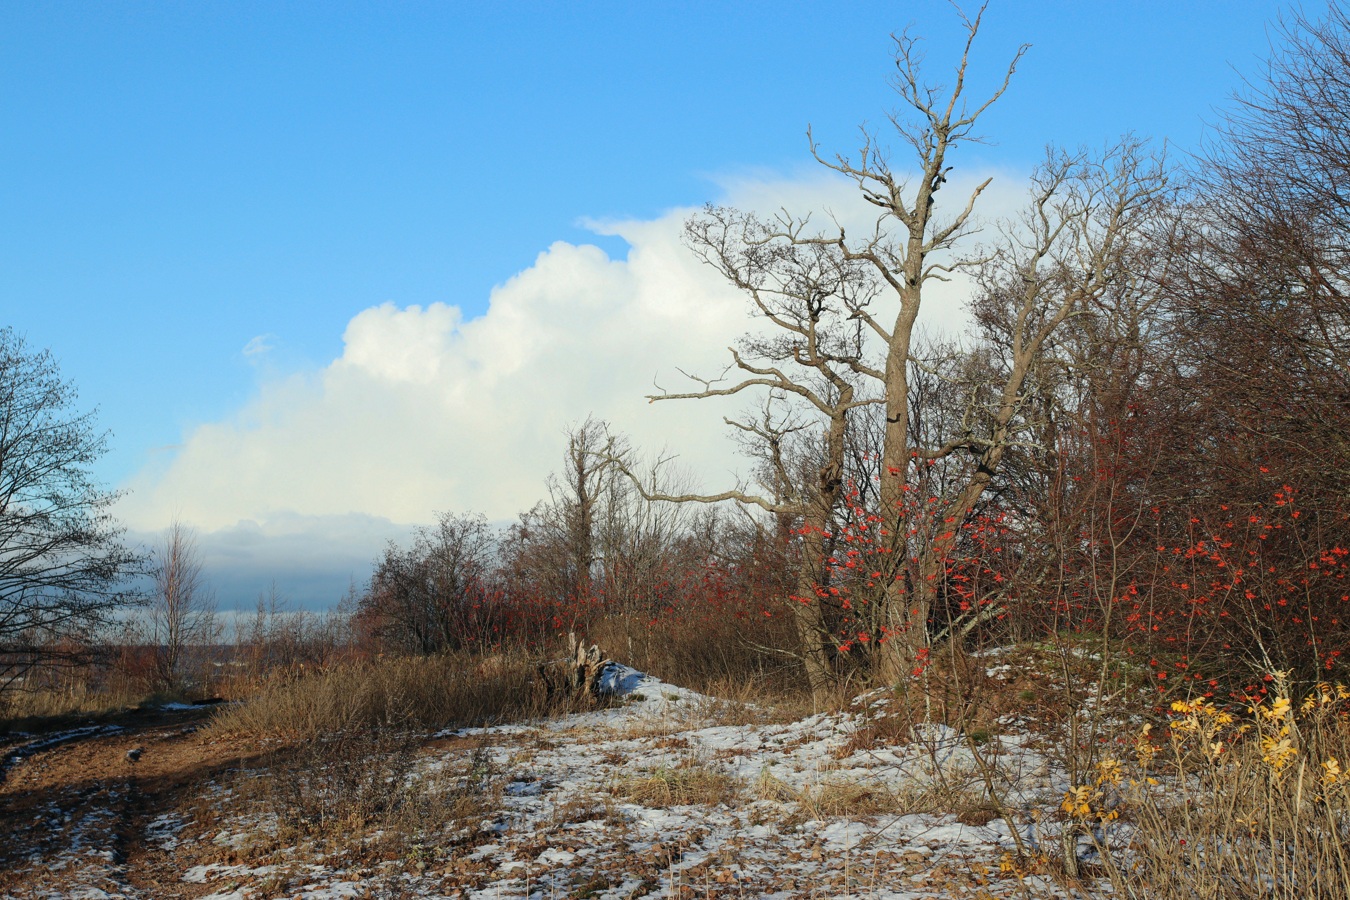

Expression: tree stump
xmin=539 ymin=632 xmax=614 ymax=703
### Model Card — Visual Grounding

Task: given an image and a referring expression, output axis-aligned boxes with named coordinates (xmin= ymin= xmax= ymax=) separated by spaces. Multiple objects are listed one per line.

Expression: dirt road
xmin=1 ymin=706 xmax=263 ymax=899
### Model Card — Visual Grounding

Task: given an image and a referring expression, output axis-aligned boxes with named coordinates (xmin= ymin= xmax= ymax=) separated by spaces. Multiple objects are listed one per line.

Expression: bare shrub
xmin=356 ymin=512 xmax=498 ymax=656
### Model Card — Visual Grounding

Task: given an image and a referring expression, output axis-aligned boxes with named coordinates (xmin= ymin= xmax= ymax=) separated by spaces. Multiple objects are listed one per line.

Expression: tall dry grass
xmin=206 ymin=651 xmax=555 ymax=741
xmin=587 ymin=608 xmax=806 ymax=703
xmin=1061 ymin=682 xmax=1350 ymax=899
xmin=0 ymin=651 xmax=184 ymax=731
xmin=0 ymin=681 xmax=149 ymax=729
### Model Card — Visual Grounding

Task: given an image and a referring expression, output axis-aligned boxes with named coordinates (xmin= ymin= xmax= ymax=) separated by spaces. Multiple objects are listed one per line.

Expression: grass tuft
xmin=610 ymin=760 xmax=739 ymax=807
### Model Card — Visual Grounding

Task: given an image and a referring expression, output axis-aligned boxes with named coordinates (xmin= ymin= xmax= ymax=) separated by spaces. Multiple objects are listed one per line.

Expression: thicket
xmin=4 ymin=7 xmax=1350 ymax=898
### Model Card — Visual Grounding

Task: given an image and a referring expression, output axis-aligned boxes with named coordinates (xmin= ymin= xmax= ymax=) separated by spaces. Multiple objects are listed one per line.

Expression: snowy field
xmin=1 ymin=662 xmax=1102 ymax=899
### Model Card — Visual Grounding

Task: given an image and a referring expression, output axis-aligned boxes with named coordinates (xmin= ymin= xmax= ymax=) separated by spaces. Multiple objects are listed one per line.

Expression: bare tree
xmin=509 ymin=420 xmax=711 ymax=662
xmin=148 ymin=521 xmax=218 ymax=692
xmin=0 ymin=328 xmax=142 ymax=696
xmin=503 ymin=419 xmax=624 ymax=636
xmin=800 ymin=12 xmax=1023 ymax=667
xmin=626 ymin=208 xmax=882 ymax=695
xmin=561 ymin=418 xmax=608 ymax=604
xmin=519 ymin=418 xmax=625 ymax=607
xmin=622 ymin=8 xmax=1022 ymax=690
xmin=640 ymin=8 xmax=1173 ymax=683
xmin=767 ymin=21 xmax=1172 ymax=679
xmin=887 ymin=142 xmax=1169 ymax=660
xmin=1175 ymin=3 xmax=1350 ymax=498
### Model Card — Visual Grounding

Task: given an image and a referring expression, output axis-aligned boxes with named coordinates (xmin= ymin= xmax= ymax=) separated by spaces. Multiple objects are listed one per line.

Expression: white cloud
xmin=120 ymin=216 xmax=741 ymax=531
xmin=242 ymin=333 xmax=278 ymax=358
xmin=117 ymin=169 xmax=1030 ymax=604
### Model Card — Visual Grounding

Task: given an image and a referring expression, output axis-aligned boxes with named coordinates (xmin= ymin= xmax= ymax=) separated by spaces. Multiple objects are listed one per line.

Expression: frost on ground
xmin=1 ymin=664 xmax=1099 ymax=899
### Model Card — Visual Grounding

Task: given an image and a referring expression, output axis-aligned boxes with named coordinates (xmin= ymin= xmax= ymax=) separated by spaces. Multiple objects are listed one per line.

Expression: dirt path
xmin=0 ymin=707 xmax=262 ymax=899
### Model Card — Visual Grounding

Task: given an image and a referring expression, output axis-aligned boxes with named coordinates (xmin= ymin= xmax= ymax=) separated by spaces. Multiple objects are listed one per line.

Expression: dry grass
xmin=1078 ymin=684 xmax=1350 ymax=899
xmin=205 ymin=651 xmax=567 ymax=741
xmin=0 ymin=676 xmax=183 ymax=733
xmin=753 ymin=761 xmax=994 ymax=826
xmin=610 ymin=759 xmax=740 ymax=807
xmin=213 ymin=730 xmax=503 ymax=868
xmin=1 ymin=684 xmax=144 ymax=726
xmin=794 ymin=777 xmax=894 ymax=818
xmin=588 ymin=611 xmax=803 ymax=700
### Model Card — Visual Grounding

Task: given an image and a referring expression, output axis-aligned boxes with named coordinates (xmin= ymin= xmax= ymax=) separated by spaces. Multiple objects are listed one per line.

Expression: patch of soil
xmin=0 ymin=706 xmax=275 ymax=898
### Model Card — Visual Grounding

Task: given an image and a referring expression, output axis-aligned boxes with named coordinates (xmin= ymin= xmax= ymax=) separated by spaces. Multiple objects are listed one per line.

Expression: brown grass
xmin=0 ymin=651 xmax=195 ymax=730
xmin=754 ymin=764 xmax=994 ymax=826
xmin=588 ymin=610 xmax=803 ymax=700
xmin=794 ymin=777 xmax=893 ymax=818
xmin=204 ymin=651 xmax=564 ymax=741
xmin=1 ymin=684 xmax=146 ymax=729
xmin=215 ymin=730 xmax=503 ymax=868
xmin=610 ymin=759 xmax=739 ymax=807
xmin=1080 ymin=685 xmax=1350 ymax=899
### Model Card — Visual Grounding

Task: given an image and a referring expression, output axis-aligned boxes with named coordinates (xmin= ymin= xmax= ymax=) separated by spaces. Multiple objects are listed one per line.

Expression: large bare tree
xmin=0 ymin=328 xmax=142 ymax=696
xmin=639 ymin=8 xmax=1170 ymax=684
xmin=887 ymin=141 xmax=1169 ymax=664
xmin=623 ymin=207 xmax=882 ymax=695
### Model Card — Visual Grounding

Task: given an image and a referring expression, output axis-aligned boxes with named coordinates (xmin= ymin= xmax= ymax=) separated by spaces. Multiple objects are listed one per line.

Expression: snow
xmin=183 ymin=863 xmax=278 ymax=883
xmin=10 ymin=661 xmax=1111 ymax=899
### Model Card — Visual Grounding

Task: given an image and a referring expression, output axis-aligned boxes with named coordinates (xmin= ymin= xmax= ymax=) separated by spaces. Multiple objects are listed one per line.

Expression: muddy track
xmin=0 ymin=707 xmax=256 ymax=899
xmin=0 ymin=724 xmax=127 ymax=788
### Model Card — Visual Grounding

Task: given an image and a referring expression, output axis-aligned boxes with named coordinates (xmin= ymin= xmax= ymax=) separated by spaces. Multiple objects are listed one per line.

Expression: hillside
xmin=2 ymin=661 xmax=1093 ymax=900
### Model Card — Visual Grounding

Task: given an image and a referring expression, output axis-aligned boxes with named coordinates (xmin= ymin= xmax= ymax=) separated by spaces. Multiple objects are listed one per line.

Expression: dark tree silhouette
xmin=0 ymin=328 xmax=142 ymax=694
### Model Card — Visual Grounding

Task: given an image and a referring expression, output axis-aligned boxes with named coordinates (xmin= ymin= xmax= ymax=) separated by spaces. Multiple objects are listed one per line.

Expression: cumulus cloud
xmin=116 ymin=169 xmax=1029 ymax=607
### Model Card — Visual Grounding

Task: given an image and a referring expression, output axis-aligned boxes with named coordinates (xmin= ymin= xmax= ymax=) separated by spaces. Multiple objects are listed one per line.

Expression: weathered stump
xmin=539 ymin=632 xmax=615 ymax=703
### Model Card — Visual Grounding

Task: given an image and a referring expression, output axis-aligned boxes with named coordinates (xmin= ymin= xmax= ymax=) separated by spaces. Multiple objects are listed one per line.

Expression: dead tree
xmin=607 ymin=207 xmax=885 ymax=698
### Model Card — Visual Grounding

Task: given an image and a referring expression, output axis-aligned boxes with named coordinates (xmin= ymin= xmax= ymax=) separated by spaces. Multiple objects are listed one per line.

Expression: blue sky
xmin=1 ymin=1 xmax=1290 ymax=610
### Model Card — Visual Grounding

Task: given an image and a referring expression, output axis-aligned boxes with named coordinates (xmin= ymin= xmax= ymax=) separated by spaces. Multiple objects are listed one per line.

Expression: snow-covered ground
xmin=3 ymin=664 xmax=1102 ymax=899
